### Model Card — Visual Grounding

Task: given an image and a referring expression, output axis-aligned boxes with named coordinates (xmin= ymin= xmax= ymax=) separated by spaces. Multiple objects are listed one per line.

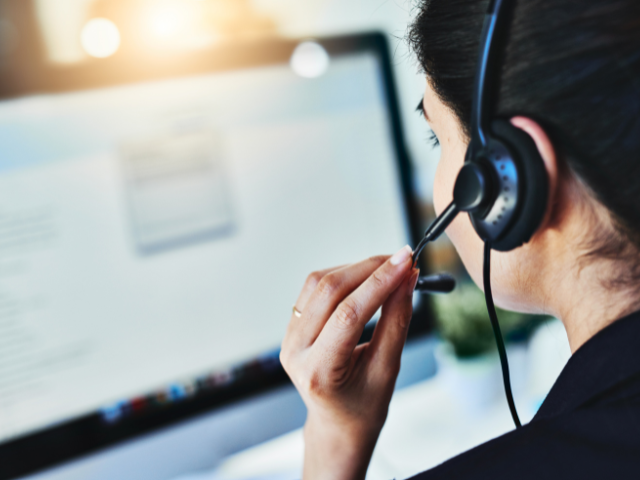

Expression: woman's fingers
xmin=294 ymin=256 xmax=389 ymax=348
xmin=284 ymin=264 xmax=347 ymax=360
xmin=313 ymin=246 xmax=414 ymax=373
xmin=283 ymin=259 xmax=382 ymax=364
xmin=294 ymin=265 xmax=347 ymax=313
xmin=368 ymin=268 xmax=419 ymax=376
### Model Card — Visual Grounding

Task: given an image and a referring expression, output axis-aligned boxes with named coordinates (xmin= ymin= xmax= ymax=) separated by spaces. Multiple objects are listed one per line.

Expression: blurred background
xmin=0 ymin=2 xmax=571 ymax=480
xmin=0 ymin=0 xmax=440 ymax=202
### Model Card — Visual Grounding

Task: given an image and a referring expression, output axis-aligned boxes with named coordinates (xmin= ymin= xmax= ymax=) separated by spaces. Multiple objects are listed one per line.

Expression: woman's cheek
xmin=448 ymin=214 xmax=485 ymax=288
xmin=432 ymin=152 xmax=455 ymax=216
xmin=432 ymin=149 xmax=485 ymax=288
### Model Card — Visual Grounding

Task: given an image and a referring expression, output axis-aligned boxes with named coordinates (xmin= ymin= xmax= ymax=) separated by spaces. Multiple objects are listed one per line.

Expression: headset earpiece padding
xmin=488 ymin=119 xmax=549 ymax=251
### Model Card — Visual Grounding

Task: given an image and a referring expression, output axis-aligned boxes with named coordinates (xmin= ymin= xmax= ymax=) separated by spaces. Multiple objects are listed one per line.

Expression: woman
xmin=280 ymin=0 xmax=640 ymax=478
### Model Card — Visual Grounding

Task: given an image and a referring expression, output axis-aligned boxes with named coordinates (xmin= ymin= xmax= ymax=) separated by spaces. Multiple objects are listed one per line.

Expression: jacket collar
xmin=534 ymin=310 xmax=640 ymax=421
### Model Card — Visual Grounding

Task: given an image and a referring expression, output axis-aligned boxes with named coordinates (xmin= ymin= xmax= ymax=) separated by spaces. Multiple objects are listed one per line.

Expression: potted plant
xmin=431 ymin=282 xmax=549 ymax=414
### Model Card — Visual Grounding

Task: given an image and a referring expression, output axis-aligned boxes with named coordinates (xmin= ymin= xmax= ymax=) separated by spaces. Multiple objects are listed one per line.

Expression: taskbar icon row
xmin=100 ymin=350 xmax=281 ymax=424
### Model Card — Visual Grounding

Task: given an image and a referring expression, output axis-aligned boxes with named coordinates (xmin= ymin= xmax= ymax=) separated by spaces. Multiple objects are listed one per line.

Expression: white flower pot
xmin=434 ymin=342 xmax=529 ymax=416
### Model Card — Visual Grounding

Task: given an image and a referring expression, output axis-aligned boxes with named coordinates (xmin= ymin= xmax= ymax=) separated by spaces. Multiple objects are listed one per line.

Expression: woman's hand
xmin=280 ymin=246 xmax=419 ymax=480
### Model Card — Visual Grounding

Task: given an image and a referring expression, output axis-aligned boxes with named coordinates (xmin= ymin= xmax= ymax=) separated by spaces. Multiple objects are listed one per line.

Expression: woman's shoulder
xmin=409 ymin=310 xmax=640 ymax=480
xmin=409 ymin=402 xmax=640 ymax=480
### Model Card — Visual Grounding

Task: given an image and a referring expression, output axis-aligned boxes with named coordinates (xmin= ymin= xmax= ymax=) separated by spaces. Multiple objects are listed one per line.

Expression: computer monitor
xmin=0 ymin=33 xmax=433 ymax=479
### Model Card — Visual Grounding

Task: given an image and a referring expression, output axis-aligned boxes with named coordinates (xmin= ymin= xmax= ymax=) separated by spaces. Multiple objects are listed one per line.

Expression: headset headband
xmin=471 ymin=0 xmax=512 ymax=149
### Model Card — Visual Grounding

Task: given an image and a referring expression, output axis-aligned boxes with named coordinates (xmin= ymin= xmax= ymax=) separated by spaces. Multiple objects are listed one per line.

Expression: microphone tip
xmin=414 ymin=273 xmax=456 ymax=294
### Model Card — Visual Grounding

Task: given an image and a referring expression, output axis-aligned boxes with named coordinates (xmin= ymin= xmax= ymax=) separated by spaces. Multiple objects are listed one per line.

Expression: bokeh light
xmin=148 ymin=4 xmax=186 ymax=38
xmin=81 ymin=18 xmax=121 ymax=59
xmin=290 ymin=41 xmax=330 ymax=79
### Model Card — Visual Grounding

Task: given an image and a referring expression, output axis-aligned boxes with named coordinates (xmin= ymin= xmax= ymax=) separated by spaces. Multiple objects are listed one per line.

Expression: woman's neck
xmin=544 ymin=235 xmax=640 ymax=354
xmin=556 ymin=277 xmax=635 ymax=354
xmin=533 ymin=177 xmax=640 ymax=353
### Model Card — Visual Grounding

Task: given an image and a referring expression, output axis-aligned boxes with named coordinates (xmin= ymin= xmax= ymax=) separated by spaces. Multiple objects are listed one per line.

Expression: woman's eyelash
xmin=428 ymin=130 xmax=440 ymax=148
xmin=415 ymin=100 xmax=439 ymax=147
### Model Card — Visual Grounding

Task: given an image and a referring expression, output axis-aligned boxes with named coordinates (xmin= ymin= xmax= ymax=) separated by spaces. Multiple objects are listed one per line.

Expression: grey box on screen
xmin=121 ymin=131 xmax=235 ymax=254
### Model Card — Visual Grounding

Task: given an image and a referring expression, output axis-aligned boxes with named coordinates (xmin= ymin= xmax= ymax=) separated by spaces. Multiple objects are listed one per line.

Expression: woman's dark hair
xmin=408 ymin=0 xmax=640 ymax=284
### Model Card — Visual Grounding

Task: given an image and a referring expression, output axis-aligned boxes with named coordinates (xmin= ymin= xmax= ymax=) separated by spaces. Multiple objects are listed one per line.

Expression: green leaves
xmin=433 ymin=282 xmax=551 ymax=358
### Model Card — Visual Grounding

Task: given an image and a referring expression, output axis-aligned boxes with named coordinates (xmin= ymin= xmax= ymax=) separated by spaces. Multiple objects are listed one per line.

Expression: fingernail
xmin=390 ymin=245 xmax=412 ymax=266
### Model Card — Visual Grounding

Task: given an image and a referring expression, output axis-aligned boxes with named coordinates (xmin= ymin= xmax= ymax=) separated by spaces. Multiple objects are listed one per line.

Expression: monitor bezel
xmin=0 ymin=32 xmax=435 ymax=480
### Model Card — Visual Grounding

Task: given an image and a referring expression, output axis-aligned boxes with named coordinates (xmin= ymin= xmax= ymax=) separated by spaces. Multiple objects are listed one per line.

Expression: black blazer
xmin=410 ymin=310 xmax=640 ymax=479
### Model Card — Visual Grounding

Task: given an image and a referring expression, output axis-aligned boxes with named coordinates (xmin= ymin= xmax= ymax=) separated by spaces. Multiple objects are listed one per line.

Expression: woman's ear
xmin=510 ymin=116 xmax=560 ymax=229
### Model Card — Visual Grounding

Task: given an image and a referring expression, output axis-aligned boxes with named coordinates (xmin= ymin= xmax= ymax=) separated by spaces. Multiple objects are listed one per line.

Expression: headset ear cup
xmin=490 ymin=118 xmax=549 ymax=251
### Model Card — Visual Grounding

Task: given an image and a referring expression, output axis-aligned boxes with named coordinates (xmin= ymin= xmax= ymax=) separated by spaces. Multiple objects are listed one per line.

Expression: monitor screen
xmin=0 ymin=44 xmax=414 ymax=446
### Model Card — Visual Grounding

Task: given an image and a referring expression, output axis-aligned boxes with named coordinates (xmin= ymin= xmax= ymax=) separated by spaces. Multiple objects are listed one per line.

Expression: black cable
xmin=483 ymin=242 xmax=522 ymax=428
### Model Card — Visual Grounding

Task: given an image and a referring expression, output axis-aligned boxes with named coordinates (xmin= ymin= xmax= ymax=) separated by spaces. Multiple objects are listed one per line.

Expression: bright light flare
xmin=150 ymin=8 xmax=183 ymax=38
xmin=146 ymin=1 xmax=194 ymax=41
xmin=81 ymin=18 xmax=121 ymax=59
xmin=290 ymin=42 xmax=330 ymax=79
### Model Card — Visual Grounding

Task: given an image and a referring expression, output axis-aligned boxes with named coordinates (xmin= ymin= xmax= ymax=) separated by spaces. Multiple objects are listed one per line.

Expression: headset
xmin=413 ymin=0 xmax=549 ymax=428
